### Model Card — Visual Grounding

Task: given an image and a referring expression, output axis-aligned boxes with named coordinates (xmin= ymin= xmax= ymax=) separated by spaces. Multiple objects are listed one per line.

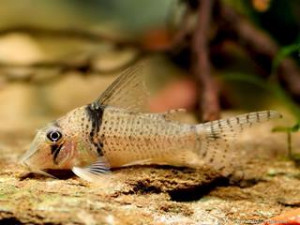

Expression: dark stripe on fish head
xmin=85 ymin=103 xmax=105 ymax=156
xmin=46 ymin=121 xmax=64 ymax=164
xmin=51 ymin=144 xmax=63 ymax=164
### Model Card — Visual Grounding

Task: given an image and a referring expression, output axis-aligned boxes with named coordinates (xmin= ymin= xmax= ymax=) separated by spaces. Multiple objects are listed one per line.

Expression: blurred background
xmin=0 ymin=0 xmax=299 ymax=139
xmin=1 ymin=2 xmax=300 ymax=223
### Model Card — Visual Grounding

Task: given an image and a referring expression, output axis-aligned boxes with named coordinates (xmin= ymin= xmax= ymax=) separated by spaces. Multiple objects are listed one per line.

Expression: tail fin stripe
xmin=236 ymin=116 xmax=240 ymax=124
xmin=194 ymin=110 xmax=282 ymax=176
xmin=246 ymin=114 xmax=250 ymax=123
xmin=256 ymin=112 xmax=260 ymax=122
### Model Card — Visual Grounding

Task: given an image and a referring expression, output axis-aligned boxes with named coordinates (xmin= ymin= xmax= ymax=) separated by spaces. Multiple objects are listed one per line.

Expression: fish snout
xmin=19 ymin=152 xmax=33 ymax=171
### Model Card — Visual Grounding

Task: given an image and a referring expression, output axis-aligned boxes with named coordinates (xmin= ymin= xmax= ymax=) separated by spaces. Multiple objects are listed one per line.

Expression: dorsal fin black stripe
xmin=86 ymin=103 xmax=104 ymax=133
xmin=85 ymin=103 xmax=105 ymax=156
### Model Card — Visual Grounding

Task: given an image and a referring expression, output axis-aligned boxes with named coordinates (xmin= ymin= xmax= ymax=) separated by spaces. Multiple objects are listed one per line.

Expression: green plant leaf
xmin=272 ymin=43 xmax=300 ymax=73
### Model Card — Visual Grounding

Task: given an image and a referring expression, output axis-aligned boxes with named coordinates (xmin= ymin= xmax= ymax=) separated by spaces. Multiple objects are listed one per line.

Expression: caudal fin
xmin=195 ymin=110 xmax=282 ymax=175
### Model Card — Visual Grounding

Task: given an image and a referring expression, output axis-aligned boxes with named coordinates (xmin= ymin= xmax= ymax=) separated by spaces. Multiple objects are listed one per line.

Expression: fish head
xmin=20 ymin=107 xmax=98 ymax=174
xmin=20 ymin=124 xmax=71 ymax=172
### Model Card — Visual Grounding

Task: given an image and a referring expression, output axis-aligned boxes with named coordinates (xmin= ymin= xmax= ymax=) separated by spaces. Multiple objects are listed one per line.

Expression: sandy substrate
xmin=0 ymin=118 xmax=299 ymax=225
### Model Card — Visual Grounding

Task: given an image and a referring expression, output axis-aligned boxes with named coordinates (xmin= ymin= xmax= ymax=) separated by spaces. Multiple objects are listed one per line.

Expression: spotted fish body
xmin=86 ymin=106 xmax=280 ymax=173
xmin=98 ymin=107 xmax=196 ymax=168
xmin=20 ymin=63 xmax=282 ymax=181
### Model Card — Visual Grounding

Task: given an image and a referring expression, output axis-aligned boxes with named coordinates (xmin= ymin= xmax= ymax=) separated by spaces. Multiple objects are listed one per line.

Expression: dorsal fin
xmin=93 ymin=62 xmax=149 ymax=112
xmin=162 ymin=109 xmax=187 ymax=121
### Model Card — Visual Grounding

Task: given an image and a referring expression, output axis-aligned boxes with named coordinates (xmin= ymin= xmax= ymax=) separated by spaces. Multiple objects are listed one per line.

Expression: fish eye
xmin=46 ymin=130 xmax=62 ymax=143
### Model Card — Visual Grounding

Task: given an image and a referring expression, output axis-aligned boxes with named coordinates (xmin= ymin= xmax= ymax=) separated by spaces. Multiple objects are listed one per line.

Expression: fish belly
xmin=98 ymin=108 xmax=201 ymax=168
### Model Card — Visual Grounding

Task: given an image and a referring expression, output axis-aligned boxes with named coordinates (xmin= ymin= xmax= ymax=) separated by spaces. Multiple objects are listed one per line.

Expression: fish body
xmin=98 ymin=106 xmax=198 ymax=168
xmin=21 ymin=63 xmax=282 ymax=181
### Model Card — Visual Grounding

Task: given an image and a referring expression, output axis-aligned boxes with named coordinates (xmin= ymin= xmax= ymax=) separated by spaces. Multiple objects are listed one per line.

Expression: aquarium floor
xmin=0 ymin=120 xmax=299 ymax=225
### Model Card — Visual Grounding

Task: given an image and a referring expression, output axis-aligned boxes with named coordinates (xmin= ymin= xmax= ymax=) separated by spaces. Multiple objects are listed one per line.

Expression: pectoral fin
xmin=72 ymin=157 xmax=111 ymax=182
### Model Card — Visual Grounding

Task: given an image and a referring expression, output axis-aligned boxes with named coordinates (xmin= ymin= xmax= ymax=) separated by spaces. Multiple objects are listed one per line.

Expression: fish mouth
xmin=19 ymin=141 xmax=39 ymax=168
xmin=22 ymin=165 xmax=57 ymax=179
xmin=20 ymin=154 xmax=57 ymax=179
